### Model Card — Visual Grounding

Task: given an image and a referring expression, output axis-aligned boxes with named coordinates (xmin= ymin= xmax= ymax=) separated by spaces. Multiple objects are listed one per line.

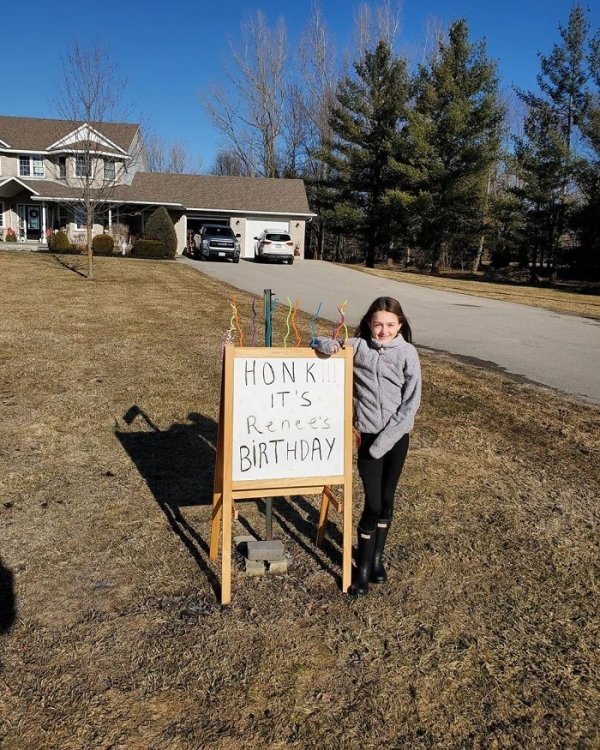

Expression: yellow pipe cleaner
xmin=284 ymin=296 xmax=293 ymax=347
xmin=230 ymin=296 xmax=244 ymax=347
xmin=333 ymin=300 xmax=349 ymax=342
xmin=291 ymin=298 xmax=302 ymax=346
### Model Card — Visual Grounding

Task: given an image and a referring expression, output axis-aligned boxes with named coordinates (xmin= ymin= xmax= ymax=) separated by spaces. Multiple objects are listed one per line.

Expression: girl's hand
xmin=311 ymin=337 xmax=343 ymax=355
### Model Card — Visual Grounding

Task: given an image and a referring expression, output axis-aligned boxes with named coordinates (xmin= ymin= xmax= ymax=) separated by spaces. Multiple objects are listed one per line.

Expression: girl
xmin=312 ymin=297 xmax=421 ymax=595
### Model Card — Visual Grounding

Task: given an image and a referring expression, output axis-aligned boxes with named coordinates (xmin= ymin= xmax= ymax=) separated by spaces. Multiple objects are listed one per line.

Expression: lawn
xmin=1 ymin=252 xmax=599 ymax=749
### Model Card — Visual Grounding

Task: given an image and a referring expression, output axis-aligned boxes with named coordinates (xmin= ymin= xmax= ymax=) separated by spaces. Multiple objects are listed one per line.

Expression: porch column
xmin=108 ymin=208 xmax=113 ymax=231
xmin=41 ymin=204 xmax=47 ymax=244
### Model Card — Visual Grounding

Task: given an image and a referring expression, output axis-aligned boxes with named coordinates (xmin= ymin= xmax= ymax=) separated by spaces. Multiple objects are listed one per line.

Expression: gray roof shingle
xmin=121 ymin=173 xmax=313 ymax=215
xmin=0 ymin=115 xmax=139 ymax=152
xmin=12 ymin=173 xmax=313 ymax=216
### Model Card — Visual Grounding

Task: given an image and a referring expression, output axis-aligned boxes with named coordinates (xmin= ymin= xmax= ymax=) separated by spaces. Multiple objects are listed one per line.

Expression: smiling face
xmin=368 ymin=310 xmax=402 ymax=343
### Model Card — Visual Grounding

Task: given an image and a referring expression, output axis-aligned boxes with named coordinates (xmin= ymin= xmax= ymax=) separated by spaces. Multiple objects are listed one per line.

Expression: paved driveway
xmin=179 ymin=256 xmax=600 ymax=404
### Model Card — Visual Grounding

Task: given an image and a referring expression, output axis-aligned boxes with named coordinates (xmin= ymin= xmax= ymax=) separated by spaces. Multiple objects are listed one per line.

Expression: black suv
xmin=192 ymin=225 xmax=241 ymax=262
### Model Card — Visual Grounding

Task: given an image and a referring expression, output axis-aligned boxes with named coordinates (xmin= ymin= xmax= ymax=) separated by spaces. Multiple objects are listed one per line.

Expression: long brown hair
xmin=355 ymin=296 xmax=413 ymax=343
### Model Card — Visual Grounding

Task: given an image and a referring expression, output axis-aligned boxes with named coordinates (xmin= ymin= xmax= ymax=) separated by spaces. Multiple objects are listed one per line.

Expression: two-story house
xmin=0 ymin=115 xmax=314 ymax=258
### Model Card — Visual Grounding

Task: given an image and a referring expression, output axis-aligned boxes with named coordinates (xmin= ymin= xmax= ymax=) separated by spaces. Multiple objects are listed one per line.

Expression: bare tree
xmin=203 ymin=10 xmax=287 ymax=177
xmin=209 ymin=149 xmax=250 ymax=176
xmin=353 ymin=0 xmax=403 ymax=54
xmin=145 ymin=134 xmax=202 ymax=173
xmin=299 ymin=2 xmax=338 ymax=146
xmin=280 ymin=82 xmax=310 ymax=177
xmin=420 ymin=15 xmax=445 ymax=65
xmin=298 ymin=2 xmax=339 ymax=258
xmin=54 ymin=43 xmax=137 ymax=279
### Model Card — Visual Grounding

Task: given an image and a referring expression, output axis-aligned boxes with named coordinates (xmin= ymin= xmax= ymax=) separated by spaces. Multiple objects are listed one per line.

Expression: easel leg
xmin=342 ymin=485 xmax=352 ymax=593
xmin=221 ymin=490 xmax=232 ymax=605
xmin=316 ymin=487 xmax=330 ymax=548
xmin=210 ymin=392 xmax=225 ymax=560
xmin=209 ymin=493 xmax=222 ymax=560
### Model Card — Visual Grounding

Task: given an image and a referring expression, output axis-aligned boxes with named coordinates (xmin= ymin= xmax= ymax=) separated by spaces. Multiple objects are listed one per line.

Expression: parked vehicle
xmin=254 ymin=229 xmax=295 ymax=264
xmin=192 ymin=225 xmax=241 ymax=262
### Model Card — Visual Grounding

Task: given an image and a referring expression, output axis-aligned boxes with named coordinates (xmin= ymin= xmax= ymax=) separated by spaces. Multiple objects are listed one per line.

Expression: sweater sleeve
xmin=369 ymin=345 xmax=422 ymax=459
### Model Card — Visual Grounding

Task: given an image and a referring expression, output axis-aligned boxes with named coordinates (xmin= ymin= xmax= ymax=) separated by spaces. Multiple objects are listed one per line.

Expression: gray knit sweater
xmin=312 ymin=334 xmax=421 ymax=459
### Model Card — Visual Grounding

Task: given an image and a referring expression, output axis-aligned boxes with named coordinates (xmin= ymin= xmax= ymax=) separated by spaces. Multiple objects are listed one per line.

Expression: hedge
xmin=92 ymin=234 xmax=115 ymax=256
xmin=49 ymin=230 xmax=71 ymax=251
xmin=132 ymin=239 xmax=168 ymax=258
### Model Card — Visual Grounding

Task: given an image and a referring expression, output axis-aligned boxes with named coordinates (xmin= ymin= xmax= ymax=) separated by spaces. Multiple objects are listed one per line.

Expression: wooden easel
xmin=209 ymin=345 xmax=354 ymax=605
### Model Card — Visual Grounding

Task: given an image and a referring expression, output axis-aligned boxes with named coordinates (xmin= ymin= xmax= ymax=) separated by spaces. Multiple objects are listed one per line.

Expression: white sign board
xmin=232 ymin=356 xmax=346 ymax=481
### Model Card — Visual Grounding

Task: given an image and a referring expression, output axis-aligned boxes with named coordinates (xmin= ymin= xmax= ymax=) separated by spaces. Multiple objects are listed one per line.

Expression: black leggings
xmin=357 ymin=433 xmax=410 ymax=531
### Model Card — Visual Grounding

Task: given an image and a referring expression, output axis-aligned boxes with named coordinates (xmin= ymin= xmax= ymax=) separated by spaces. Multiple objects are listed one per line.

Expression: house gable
xmin=48 ymin=123 xmax=129 ymax=157
xmin=0 ymin=176 xmax=41 ymax=198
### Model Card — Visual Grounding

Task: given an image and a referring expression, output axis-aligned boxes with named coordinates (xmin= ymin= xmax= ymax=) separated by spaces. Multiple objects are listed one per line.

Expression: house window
xmin=19 ymin=154 xmax=45 ymax=178
xmin=57 ymin=157 xmax=67 ymax=179
xmin=104 ymin=159 xmax=115 ymax=181
xmin=75 ymin=155 xmax=92 ymax=177
xmin=57 ymin=207 xmax=69 ymax=229
xmin=74 ymin=208 xmax=86 ymax=229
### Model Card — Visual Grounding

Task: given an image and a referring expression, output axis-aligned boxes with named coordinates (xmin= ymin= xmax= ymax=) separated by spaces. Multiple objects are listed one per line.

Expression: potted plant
xmin=5 ymin=228 xmax=17 ymax=243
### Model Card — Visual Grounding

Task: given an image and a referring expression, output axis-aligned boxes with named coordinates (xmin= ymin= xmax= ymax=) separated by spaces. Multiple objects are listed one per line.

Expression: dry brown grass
xmin=350 ymin=265 xmax=600 ymax=319
xmin=1 ymin=251 xmax=599 ymax=749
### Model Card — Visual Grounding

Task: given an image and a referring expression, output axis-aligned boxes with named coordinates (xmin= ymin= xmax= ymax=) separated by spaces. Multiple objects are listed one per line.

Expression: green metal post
xmin=263 ymin=289 xmax=273 ymax=540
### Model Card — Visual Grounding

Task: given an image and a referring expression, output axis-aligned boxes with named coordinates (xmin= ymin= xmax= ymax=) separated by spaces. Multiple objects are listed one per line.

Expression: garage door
xmin=244 ymin=219 xmax=289 ymax=259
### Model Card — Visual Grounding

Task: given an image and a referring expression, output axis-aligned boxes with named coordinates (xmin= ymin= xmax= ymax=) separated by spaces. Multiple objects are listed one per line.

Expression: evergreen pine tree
xmin=322 ymin=40 xmax=410 ymax=268
xmin=572 ymin=26 xmax=600 ymax=277
xmin=514 ymin=5 xmax=596 ymax=277
xmin=142 ymin=206 xmax=178 ymax=257
xmin=406 ymin=19 xmax=502 ymax=272
xmin=511 ymin=104 xmax=570 ymax=276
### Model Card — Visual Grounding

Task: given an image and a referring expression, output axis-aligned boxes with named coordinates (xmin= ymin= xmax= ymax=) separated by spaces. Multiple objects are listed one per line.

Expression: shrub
xmin=5 ymin=228 xmax=17 ymax=242
xmin=50 ymin=230 xmax=71 ymax=251
xmin=142 ymin=206 xmax=177 ymax=257
xmin=132 ymin=239 xmax=167 ymax=258
xmin=92 ymin=234 xmax=115 ymax=256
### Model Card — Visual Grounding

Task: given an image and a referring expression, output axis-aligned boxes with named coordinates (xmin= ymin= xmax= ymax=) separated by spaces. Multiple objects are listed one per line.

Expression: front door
xmin=18 ymin=205 xmax=42 ymax=240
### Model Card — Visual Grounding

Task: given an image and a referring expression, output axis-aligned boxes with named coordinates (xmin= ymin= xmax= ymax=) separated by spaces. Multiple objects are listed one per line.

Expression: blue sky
xmin=8 ymin=1 xmax=599 ymax=170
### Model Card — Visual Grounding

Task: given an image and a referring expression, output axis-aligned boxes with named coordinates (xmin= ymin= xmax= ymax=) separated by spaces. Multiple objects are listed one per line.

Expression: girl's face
xmin=369 ymin=310 xmax=402 ymax=342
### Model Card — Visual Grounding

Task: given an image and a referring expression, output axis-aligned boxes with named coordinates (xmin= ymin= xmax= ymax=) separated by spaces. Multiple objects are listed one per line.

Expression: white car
xmin=254 ymin=229 xmax=295 ymax=264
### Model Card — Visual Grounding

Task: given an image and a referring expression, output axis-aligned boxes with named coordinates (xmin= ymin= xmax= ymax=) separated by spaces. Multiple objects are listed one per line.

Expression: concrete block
xmin=234 ymin=535 xmax=256 ymax=557
xmin=245 ymin=559 xmax=266 ymax=576
xmin=234 ymin=535 xmax=257 ymax=546
xmin=246 ymin=540 xmax=285 ymax=561
xmin=267 ymin=559 xmax=288 ymax=575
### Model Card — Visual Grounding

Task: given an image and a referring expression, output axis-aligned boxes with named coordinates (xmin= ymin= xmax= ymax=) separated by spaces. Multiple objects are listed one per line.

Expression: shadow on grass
xmin=51 ymin=252 xmax=87 ymax=277
xmin=115 ymin=406 xmax=220 ymax=597
xmin=0 ymin=557 xmax=16 ymax=634
xmin=272 ymin=496 xmax=344 ymax=586
xmin=116 ymin=406 xmax=348 ymax=597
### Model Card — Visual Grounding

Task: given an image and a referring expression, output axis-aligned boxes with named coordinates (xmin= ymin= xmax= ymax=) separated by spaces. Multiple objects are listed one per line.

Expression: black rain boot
xmin=349 ymin=526 xmax=376 ymax=596
xmin=370 ymin=519 xmax=391 ymax=584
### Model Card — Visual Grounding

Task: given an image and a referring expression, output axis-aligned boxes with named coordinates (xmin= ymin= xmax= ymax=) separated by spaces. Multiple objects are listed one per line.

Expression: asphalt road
xmin=179 ymin=256 xmax=600 ymax=404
